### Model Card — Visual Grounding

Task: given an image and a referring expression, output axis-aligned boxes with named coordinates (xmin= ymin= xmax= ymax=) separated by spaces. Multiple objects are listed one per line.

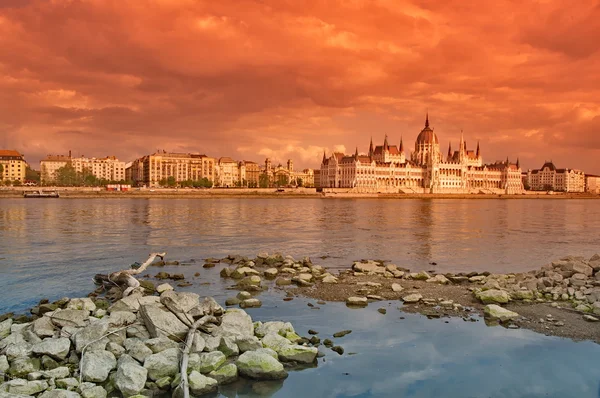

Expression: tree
xmin=12 ymin=179 xmax=22 ymax=186
xmin=25 ymin=166 xmax=40 ymax=184
xmin=259 ymin=174 xmax=270 ymax=188
xmin=276 ymin=174 xmax=289 ymax=187
xmin=297 ymin=178 xmax=303 ymax=187
xmin=55 ymin=163 xmax=79 ymax=186
xmin=166 ymin=176 xmax=177 ymax=187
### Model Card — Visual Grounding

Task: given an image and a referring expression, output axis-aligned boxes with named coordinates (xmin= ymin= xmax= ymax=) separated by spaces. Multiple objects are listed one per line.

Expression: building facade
xmin=526 ymin=162 xmax=585 ymax=192
xmin=263 ymin=158 xmax=315 ymax=187
xmin=0 ymin=150 xmax=27 ymax=182
xmin=129 ymin=151 xmax=216 ymax=187
xmin=216 ymin=157 xmax=243 ymax=187
xmin=586 ymin=175 xmax=600 ymax=194
xmin=40 ymin=153 xmax=125 ymax=184
xmin=321 ymin=115 xmax=524 ymax=194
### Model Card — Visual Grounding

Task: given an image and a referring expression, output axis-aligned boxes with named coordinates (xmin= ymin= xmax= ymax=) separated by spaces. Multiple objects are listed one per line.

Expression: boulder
xmin=254 ymin=322 xmax=294 ymax=338
xmin=1 ymin=379 xmax=49 ymax=395
xmin=236 ymin=336 xmax=262 ymax=353
xmin=236 ymin=351 xmax=288 ymax=380
xmin=352 ymin=262 xmax=385 ymax=274
xmin=115 ymin=361 xmax=148 ymax=397
xmin=261 ymin=333 xmax=290 ymax=353
xmin=81 ymin=351 xmax=116 ymax=383
xmin=0 ymin=355 xmax=9 ymax=374
xmin=32 ymin=338 xmax=71 ymax=361
xmin=124 ymin=339 xmax=153 ymax=363
xmin=476 ymin=289 xmax=510 ymax=304
xmin=188 ymin=351 xmax=226 ymax=374
xmin=322 ymin=274 xmax=338 ymax=284
xmin=108 ymin=294 xmax=160 ymax=313
xmin=139 ymin=304 xmax=189 ymax=340
xmin=66 ymin=298 xmax=96 ymax=312
xmin=156 ymin=283 xmax=174 ymax=294
xmin=426 ymin=274 xmax=450 ymax=284
xmin=264 ymin=268 xmax=278 ymax=279
xmin=143 ymin=348 xmax=180 ymax=381
xmin=48 ymin=310 xmax=89 ymax=328
xmin=31 ymin=317 xmax=56 ymax=338
xmin=208 ymin=363 xmax=238 ymax=385
xmin=107 ymin=312 xmax=136 ymax=327
xmin=345 ymin=297 xmax=368 ymax=307
xmin=483 ymin=305 xmax=519 ymax=322
xmin=240 ymin=299 xmax=262 ymax=309
xmin=213 ymin=310 xmax=254 ymax=339
xmin=41 ymin=366 xmax=71 ymax=379
xmin=0 ymin=318 xmax=13 ymax=339
xmin=187 ymin=371 xmax=218 ymax=396
xmin=573 ymin=262 xmax=593 ymax=277
xmin=145 ymin=336 xmax=180 ymax=354
xmin=74 ymin=321 xmax=110 ymax=353
xmin=510 ymin=290 xmax=534 ymax=300
xmin=217 ymin=336 xmax=239 ymax=357
xmin=159 ymin=291 xmax=200 ymax=314
xmin=40 ymin=390 xmax=81 ymax=398
xmin=5 ymin=341 xmax=33 ymax=360
xmin=410 ymin=271 xmax=431 ymax=281
xmin=80 ymin=386 xmax=107 ymax=398
xmin=391 ymin=283 xmax=404 ymax=292
xmin=8 ymin=357 xmax=41 ymax=378
xmin=401 ymin=294 xmax=422 ymax=303
xmin=55 ymin=378 xmax=79 ymax=390
xmin=277 ymin=345 xmax=318 ymax=364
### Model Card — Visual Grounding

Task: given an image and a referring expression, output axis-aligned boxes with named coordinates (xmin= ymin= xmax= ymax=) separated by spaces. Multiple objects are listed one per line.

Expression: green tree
xmin=259 ymin=174 xmax=270 ymax=188
xmin=276 ymin=174 xmax=289 ymax=187
xmin=166 ymin=176 xmax=177 ymax=187
xmin=25 ymin=166 xmax=40 ymax=184
xmin=56 ymin=163 xmax=79 ymax=186
xmin=13 ymin=179 xmax=22 ymax=186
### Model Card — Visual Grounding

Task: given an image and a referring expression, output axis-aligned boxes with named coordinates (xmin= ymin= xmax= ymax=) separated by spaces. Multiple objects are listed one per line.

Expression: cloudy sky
xmin=1 ymin=0 xmax=599 ymax=172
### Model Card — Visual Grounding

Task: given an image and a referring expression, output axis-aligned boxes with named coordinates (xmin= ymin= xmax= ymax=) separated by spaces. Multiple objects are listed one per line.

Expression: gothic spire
xmin=425 ymin=112 xmax=430 ymax=128
xmin=476 ymin=140 xmax=480 ymax=157
xmin=369 ymin=136 xmax=374 ymax=155
xmin=516 ymin=157 xmax=520 ymax=168
xmin=355 ymin=146 xmax=359 ymax=158
xmin=322 ymin=150 xmax=326 ymax=163
xmin=383 ymin=134 xmax=389 ymax=150
xmin=448 ymin=141 xmax=452 ymax=158
xmin=399 ymin=135 xmax=404 ymax=152
xmin=506 ymin=156 xmax=509 ymax=165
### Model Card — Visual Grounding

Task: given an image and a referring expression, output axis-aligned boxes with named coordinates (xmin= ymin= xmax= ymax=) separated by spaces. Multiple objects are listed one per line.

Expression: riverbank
xmin=1 ymin=187 xmax=599 ymax=199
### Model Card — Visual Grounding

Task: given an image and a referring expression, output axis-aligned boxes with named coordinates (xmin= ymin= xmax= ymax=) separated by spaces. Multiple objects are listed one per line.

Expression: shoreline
xmin=1 ymin=188 xmax=599 ymax=200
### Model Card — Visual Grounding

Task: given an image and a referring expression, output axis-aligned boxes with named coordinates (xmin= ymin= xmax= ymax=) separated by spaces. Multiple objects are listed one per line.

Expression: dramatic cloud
xmin=1 ymin=0 xmax=599 ymax=172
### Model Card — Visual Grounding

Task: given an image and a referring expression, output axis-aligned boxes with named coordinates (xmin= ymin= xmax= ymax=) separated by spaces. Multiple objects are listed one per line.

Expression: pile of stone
xmin=0 ymin=287 xmax=318 ymax=397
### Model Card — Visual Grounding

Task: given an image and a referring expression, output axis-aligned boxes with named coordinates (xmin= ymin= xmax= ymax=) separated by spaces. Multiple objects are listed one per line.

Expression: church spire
xmin=476 ymin=140 xmax=480 ymax=157
xmin=355 ymin=146 xmax=359 ymax=158
xmin=425 ymin=112 xmax=430 ymax=128
xmin=369 ymin=136 xmax=374 ymax=157
xmin=383 ymin=134 xmax=389 ymax=150
xmin=322 ymin=150 xmax=326 ymax=163
xmin=448 ymin=141 xmax=452 ymax=158
xmin=516 ymin=157 xmax=520 ymax=168
xmin=399 ymin=135 xmax=404 ymax=152
xmin=506 ymin=156 xmax=509 ymax=165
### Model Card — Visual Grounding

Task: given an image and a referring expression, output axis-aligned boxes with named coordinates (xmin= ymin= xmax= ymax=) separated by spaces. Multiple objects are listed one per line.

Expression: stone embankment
xmin=0 ymin=287 xmax=319 ymax=397
xmin=214 ymin=253 xmax=600 ymax=342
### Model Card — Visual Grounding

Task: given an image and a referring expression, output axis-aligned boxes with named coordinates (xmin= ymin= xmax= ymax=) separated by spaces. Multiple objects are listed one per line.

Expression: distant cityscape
xmin=0 ymin=115 xmax=599 ymax=193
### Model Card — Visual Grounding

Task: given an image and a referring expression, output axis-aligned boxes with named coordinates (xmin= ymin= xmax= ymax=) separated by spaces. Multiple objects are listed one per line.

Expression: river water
xmin=1 ymin=198 xmax=599 ymax=397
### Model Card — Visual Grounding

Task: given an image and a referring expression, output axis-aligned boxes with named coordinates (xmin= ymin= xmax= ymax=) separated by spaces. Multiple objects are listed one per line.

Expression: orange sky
xmin=1 ymin=0 xmax=599 ymax=172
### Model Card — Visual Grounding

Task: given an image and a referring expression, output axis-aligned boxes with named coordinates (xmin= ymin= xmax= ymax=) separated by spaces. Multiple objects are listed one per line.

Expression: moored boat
xmin=23 ymin=190 xmax=60 ymax=198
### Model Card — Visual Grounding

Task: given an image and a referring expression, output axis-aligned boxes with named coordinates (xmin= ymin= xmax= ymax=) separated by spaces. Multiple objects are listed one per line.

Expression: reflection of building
xmin=0 ymin=150 xmax=26 ymax=182
xmin=129 ymin=151 xmax=215 ymax=187
xmin=321 ymin=114 xmax=523 ymax=194
xmin=586 ymin=175 xmax=600 ymax=194
xmin=262 ymin=158 xmax=314 ymax=187
xmin=40 ymin=152 xmax=125 ymax=184
xmin=526 ymin=162 xmax=585 ymax=192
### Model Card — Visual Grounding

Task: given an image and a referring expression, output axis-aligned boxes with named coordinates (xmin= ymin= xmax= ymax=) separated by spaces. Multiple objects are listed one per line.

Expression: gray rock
xmin=583 ymin=315 xmax=599 ymax=322
xmin=236 ymin=336 xmax=262 ymax=352
xmin=0 ymin=318 xmax=13 ymax=339
xmin=117 ymin=354 xmax=139 ymax=368
xmin=218 ymin=336 xmax=239 ymax=357
xmin=401 ymin=294 xmax=422 ymax=303
xmin=0 ymin=379 xmax=48 ymax=395
xmin=32 ymin=338 xmax=71 ymax=360
xmin=145 ymin=336 xmax=180 ymax=354
xmin=322 ymin=274 xmax=338 ymax=284
xmin=106 ymin=342 xmax=126 ymax=358
xmin=484 ymin=305 xmax=519 ymax=322
xmin=41 ymin=366 xmax=70 ymax=379
xmin=345 ymin=297 xmax=368 ymax=306
xmin=213 ymin=309 xmax=254 ymax=339
xmin=0 ymin=355 xmax=9 ymax=374
xmin=107 ymin=312 xmax=136 ymax=327
xmin=573 ymin=262 xmax=593 ymax=277
xmin=352 ymin=262 xmax=385 ymax=274
xmin=143 ymin=348 xmax=180 ymax=381
xmin=74 ymin=321 xmax=110 ymax=353
xmin=81 ymin=350 xmax=116 ymax=382
xmin=109 ymin=295 xmax=160 ymax=313
xmin=236 ymin=351 xmax=288 ymax=380
xmin=278 ymin=345 xmax=318 ymax=363
xmin=476 ymin=289 xmax=510 ymax=304
xmin=125 ymin=324 xmax=150 ymax=340
xmin=208 ymin=363 xmax=238 ymax=385
xmin=48 ymin=310 xmax=89 ymax=328
xmin=410 ymin=271 xmax=431 ymax=280
xmin=115 ymin=361 xmax=148 ymax=397
xmin=240 ymin=299 xmax=262 ymax=309
xmin=66 ymin=298 xmax=96 ymax=313
xmin=5 ymin=341 xmax=33 ymax=360
xmin=39 ymin=390 xmax=81 ymax=398
xmin=55 ymin=377 xmax=79 ymax=390
xmin=261 ymin=333 xmax=290 ymax=353
xmin=31 ymin=317 xmax=56 ymax=339
xmin=156 ymin=283 xmax=174 ymax=294
xmin=254 ymin=322 xmax=294 ymax=338
xmin=188 ymin=351 xmax=226 ymax=374
xmin=139 ymin=304 xmax=188 ymax=341
xmin=159 ymin=291 xmax=200 ymax=314
xmin=264 ymin=268 xmax=278 ymax=279
xmin=187 ymin=371 xmax=218 ymax=396
xmin=8 ymin=357 xmax=41 ymax=377
xmin=426 ymin=274 xmax=450 ymax=284
xmin=391 ymin=283 xmax=404 ymax=292
xmin=124 ymin=339 xmax=153 ymax=363
xmin=80 ymin=386 xmax=107 ymax=398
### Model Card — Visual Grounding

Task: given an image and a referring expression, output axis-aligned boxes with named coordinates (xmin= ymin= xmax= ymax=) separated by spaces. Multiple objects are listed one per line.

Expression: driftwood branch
xmin=94 ymin=252 xmax=166 ymax=297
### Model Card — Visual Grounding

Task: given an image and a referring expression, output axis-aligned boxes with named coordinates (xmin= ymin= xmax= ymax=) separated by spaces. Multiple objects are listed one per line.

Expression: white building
xmin=321 ymin=114 xmax=523 ymax=194
xmin=40 ymin=153 xmax=126 ymax=184
xmin=585 ymin=175 xmax=600 ymax=194
xmin=526 ymin=162 xmax=585 ymax=192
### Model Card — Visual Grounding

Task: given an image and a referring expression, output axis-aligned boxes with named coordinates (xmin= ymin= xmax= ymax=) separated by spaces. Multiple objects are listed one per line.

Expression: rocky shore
xmin=0 ymin=286 xmax=321 ymax=398
xmin=213 ymin=252 xmax=600 ymax=343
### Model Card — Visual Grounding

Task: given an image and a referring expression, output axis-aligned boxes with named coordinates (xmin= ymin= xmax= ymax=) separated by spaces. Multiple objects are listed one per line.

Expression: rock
xmin=208 ymin=363 xmax=238 ymax=385
xmin=410 ymin=271 xmax=431 ymax=281
xmin=352 ymin=262 xmax=385 ymax=274
xmin=275 ymin=278 xmax=292 ymax=286
xmin=240 ymin=299 xmax=262 ymax=309
xmin=126 ymin=324 xmax=150 ymax=340
xmin=0 ymin=355 xmax=9 ymax=374
xmin=49 ymin=310 xmax=89 ymax=328
xmin=277 ymin=345 xmax=318 ymax=363
xmin=261 ymin=333 xmax=291 ymax=353
xmin=378 ymin=308 xmax=387 ymax=314
xmin=367 ymin=295 xmax=384 ymax=301
xmin=573 ymin=262 xmax=593 ymax=277
xmin=426 ymin=274 xmax=450 ymax=284
xmin=106 ymin=342 xmax=126 ymax=358
xmin=107 ymin=311 xmax=137 ymax=327
xmin=331 ymin=346 xmax=344 ymax=355
xmin=31 ymin=317 xmax=56 ymax=338
xmin=469 ymin=275 xmax=486 ymax=283
xmin=322 ymin=274 xmax=338 ymax=284
xmin=483 ymin=305 xmax=520 ymax=322
xmin=476 ymin=289 xmax=510 ymax=304
xmin=225 ymin=297 xmax=241 ymax=306
xmin=236 ymin=336 xmax=262 ymax=352
xmin=41 ymin=355 xmax=60 ymax=370
xmin=160 ymin=291 xmax=200 ymax=315
xmin=346 ymin=297 xmax=368 ymax=307
xmin=401 ymin=294 xmax=422 ymax=303
xmin=8 ymin=357 xmax=41 ymax=378
xmin=40 ymin=389 xmax=81 ymax=398
xmin=115 ymin=361 xmax=148 ymax=397
xmin=124 ymin=339 xmax=153 ymax=363
xmin=143 ymin=348 xmax=180 ymax=381
xmin=0 ymin=318 xmax=13 ymax=339
xmin=156 ymin=283 xmax=174 ymax=294
xmin=66 ymin=298 xmax=96 ymax=312
xmin=391 ymin=283 xmax=403 ymax=292
xmin=81 ymin=350 xmax=116 ymax=382
xmin=218 ymin=336 xmax=239 ymax=357
xmin=187 ymin=371 xmax=218 ymax=396
xmin=55 ymin=378 xmax=79 ymax=390
xmin=189 ymin=351 xmax=227 ymax=374
xmin=80 ymin=386 xmax=107 ymax=398
xmin=333 ymin=330 xmax=352 ymax=338
xmin=510 ymin=290 xmax=534 ymax=300
xmin=236 ymin=351 xmax=288 ymax=380
xmin=32 ymin=338 xmax=71 ymax=360
xmin=203 ymin=336 xmax=221 ymax=352
xmin=254 ymin=321 xmax=294 ymax=338
xmin=108 ymin=294 xmax=160 ymax=313
xmin=237 ymin=275 xmax=262 ymax=288
xmin=145 ymin=336 xmax=180 ymax=354
xmin=139 ymin=304 xmax=188 ymax=340
xmin=5 ymin=341 xmax=33 ymax=360
xmin=1 ymin=379 xmax=49 ymax=395
xmin=237 ymin=291 xmax=252 ymax=300
xmin=264 ymin=268 xmax=278 ymax=279
xmin=40 ymin=366 xmax=70 ymax=379
xmin=74 ymin=321 xmax=110 ymax=353
xmin=583 ymin=315 xmax=599 ymax=322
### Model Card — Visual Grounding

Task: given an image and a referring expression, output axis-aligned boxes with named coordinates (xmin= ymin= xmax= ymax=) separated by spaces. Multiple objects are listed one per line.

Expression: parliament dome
xmin=416 ymin=114 xmax=439 ymax=145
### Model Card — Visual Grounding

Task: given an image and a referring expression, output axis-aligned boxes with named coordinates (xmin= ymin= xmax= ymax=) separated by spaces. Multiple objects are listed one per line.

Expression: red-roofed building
xmin=0 ymin=150 xmax=26 ymax=182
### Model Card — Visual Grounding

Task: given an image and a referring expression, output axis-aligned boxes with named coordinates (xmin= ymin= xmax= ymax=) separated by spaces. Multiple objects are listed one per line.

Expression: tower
xmin=369 ymin=137 xmax=374 ymax=158
xmin=287 ymin=159 xmax=293 ymax=172
xmin=265 ymin=158 xmax=272 ymax=172
xmin=447 ymin=142 xmax=452 ymax=159
xmin=383 ymin=134 xmax=389 ymax=151
xmin=322 ymin=150 xmax=326 ymax=164
xmin=399 ymin=136 xmax=404 ymax=153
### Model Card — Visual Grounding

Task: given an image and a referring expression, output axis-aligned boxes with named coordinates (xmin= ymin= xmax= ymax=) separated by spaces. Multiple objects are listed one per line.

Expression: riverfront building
xmin=320 ymin=115 xmax=523 ymax=194
xmin=585 ymin=175 xmax=600 ymax=194
xmin=0 ymin=150 xmax=27 ymax=182
xmin=40 ymin=153 xmax=126 ymax=184
xmin=129 ymin=151 xmax=216 ymax=187
xmin=264 ymin=158 xmax=315 ymax=187
xmin=525 ymin=162 xmax=585 ymax=192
